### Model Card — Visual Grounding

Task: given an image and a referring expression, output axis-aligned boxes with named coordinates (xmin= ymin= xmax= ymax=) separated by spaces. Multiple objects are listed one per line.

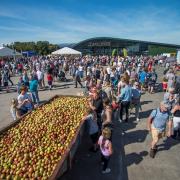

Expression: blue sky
xmin=0 ymin=0 xmax=180 ymax=44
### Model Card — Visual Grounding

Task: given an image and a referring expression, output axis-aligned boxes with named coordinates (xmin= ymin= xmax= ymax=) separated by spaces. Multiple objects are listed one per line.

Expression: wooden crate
xmin=0 ymin=95 xmax=87 ymax=179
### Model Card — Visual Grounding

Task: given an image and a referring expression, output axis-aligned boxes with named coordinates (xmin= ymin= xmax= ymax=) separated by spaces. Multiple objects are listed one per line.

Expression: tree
xmin=148 ymin=45 xmax=176 ymax=56
xmin=7 ymin=41 xmax=59 ymax=55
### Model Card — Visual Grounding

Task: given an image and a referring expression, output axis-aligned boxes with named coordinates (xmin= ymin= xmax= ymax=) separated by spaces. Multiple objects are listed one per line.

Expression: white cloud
xmin=0 ymin=5 xmax=179 ymax=44
xmin=0 ymin=9 xmax=25 ymax=20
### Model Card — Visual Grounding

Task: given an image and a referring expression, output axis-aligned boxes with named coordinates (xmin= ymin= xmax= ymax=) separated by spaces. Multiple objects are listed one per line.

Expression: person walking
xmin=132 ymin=82 xmax=141 ymax=122
xmin=139 ymin=68 xmax=147 ymax=91
xmin=47 ymin=71 xmax=53 ymax=90
xmin=147 ymin=101 xmax=173 ymax=158
xmin=36 ymin=68 xmax=44 ymax=89
xmin=22 ymin=70 xmax=29 ymax=87
xmin=148 ymin=68 xmax=157 ymax=94
xmin=6 ymin=68 xmax=14 ymax=86
xmin=166 ymin=68 xmax=175 ymax=89
xmin=29 ymin=75 xmax=40 ymax=105
xmin=74 ymin=69 xmax=83 ymax=88
xmin=98 ymin=127 xmax=113 ymax=174
xmin=164 ymin=87 xmax=178 ymax=111
xmin=118 ymin=79 xmax=132 ymax=122
xmin=2 ymin=70 xmax=9 ymax=93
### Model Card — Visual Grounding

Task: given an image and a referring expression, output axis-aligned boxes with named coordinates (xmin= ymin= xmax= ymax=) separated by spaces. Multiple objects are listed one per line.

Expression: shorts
xmin=90 ymin=132 xmax=99 ymax=144
xmin=151 ymin=126 xmax=165 ymax=142
xmin=148 ymin=81 xmax=155 ymax=87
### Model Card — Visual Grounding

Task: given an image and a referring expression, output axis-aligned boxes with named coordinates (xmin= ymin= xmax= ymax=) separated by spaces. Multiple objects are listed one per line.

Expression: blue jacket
xmin=119 ymin=85 xmax=132 ymax=102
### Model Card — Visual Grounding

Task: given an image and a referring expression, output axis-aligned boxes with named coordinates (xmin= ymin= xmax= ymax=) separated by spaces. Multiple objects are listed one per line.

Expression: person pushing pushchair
xmin=58 ymin=70 xmax=67 ymax=82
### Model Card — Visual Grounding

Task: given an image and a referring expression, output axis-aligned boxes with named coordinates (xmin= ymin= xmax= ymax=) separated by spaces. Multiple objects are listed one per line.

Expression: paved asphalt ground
xmin=0 ymin=67 xmax=179 ymax=180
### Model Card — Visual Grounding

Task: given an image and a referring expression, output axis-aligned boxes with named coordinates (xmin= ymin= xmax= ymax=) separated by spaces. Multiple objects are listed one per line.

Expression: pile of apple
xmin=0 ymin=96 xmax=88 ymax=179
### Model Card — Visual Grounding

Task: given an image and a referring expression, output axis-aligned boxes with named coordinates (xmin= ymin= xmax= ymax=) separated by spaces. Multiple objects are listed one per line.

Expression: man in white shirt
xmin=36 ymin=69 xmax=44 ymax=88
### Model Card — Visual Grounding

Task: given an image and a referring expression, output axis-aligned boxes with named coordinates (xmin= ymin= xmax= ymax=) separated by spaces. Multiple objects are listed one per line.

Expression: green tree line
xmin=148 ymin=45 xmax=176 ymax=56
xmin=7 ymin=41 xmax=59 ymax=55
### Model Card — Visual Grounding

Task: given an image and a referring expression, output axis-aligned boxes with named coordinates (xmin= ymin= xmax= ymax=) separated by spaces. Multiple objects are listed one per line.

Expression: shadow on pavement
xmin=0 ymin=86 xmax=17 ymax=94
xmin=125 ymin=151 xmax=148 ymax=166
xmin=61 ymin=117 xmax=128 ymax=180
xmin=123 ymin=130 xmax=149 ymax=146
xmin=139 ymin=109 xmax=152 ymax=119
xmin=157 ymin=137 xmax=180 ymax=152
xmin=140 ymin=100 xmax=153 ymax=106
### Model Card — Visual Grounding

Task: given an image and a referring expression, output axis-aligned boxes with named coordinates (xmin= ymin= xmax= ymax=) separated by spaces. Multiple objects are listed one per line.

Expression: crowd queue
xmin=0 ymin=54 xmax=180 ymax=173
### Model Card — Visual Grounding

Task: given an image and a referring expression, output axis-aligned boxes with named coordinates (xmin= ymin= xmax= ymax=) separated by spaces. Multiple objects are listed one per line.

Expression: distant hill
xmin=59 ymin=43 xmax=76 ymax=48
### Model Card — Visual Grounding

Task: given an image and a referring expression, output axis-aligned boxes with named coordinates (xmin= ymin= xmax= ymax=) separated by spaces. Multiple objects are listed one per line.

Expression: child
xmin=10 ymin=98 xmax=21 ymax=121
xmin=98 ymin=127 xmax=113 ymax=174
xmin=47 ymin=72 xmax=53 ymax=90
xmin=84 ymin=108 xmax=99 ymax=152
xmin=162 ymin=77 xmax=168 ymax=92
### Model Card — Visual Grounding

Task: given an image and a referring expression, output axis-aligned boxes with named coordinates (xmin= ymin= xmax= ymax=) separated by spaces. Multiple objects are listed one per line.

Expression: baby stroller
xmin=58 ymin=70 xmax=67 ymax=82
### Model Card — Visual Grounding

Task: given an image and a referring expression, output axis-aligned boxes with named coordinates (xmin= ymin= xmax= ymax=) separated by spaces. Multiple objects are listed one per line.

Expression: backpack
xmin=101 ymin=90 xmax=108 ymax=99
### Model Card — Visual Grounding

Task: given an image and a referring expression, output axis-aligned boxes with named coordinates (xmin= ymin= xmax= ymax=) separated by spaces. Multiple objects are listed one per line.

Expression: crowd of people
xmin=0 ymin=54 xmax=180 ymax=173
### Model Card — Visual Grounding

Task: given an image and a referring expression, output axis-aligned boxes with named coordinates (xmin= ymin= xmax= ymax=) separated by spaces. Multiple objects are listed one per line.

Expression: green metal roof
xmin=73 ymin=37 xmax=180 ymax=48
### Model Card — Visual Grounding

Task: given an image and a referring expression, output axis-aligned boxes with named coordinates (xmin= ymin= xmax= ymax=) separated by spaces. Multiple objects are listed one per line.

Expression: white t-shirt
xmin=36 ymin=70 xmax=43 ymax=80
xmin=106 ymin=67 xmax=111 ymax=75
xmin=18 ymin=93 xmax=33 ymax=111
xmin=78 ymin=66 xmax=83 ymax=71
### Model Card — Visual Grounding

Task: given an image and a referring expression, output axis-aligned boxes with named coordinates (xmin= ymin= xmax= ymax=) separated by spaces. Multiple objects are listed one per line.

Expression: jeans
xmin=75 ymin=78 xmax=83 ymax=88
xmin=8 ymin=77 xmax=13 ymax=85
xmin=79 ymin=71 xmax=83 ymax=78
xmin=31 ymin=91 xmax=39 ymax=104
xmin=120 ymin=101 xmax=130 ymax=121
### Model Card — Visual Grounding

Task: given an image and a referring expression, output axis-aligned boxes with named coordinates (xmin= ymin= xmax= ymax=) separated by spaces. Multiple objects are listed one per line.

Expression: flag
xmin=123 ymin=48 xmax=128 ymax=57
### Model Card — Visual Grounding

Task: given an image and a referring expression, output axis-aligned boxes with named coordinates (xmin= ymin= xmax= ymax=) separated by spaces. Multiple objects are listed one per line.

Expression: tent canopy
xmin=52 ymin=47 xmax=82 ymax=55
xmin=0 ymin=46 xmax=21 ymax=57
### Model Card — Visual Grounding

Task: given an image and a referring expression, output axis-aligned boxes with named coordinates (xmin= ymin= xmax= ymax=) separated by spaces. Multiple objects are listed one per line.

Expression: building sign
xmin=88 ymin=41 xmax=111 ymax=47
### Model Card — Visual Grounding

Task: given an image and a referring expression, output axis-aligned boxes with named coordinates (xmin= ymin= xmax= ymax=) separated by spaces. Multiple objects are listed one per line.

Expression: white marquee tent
xmin=0 ymin=46 xmax=22 ymax=57
xmin=52 ymin=47 xmax=82 ymax=55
